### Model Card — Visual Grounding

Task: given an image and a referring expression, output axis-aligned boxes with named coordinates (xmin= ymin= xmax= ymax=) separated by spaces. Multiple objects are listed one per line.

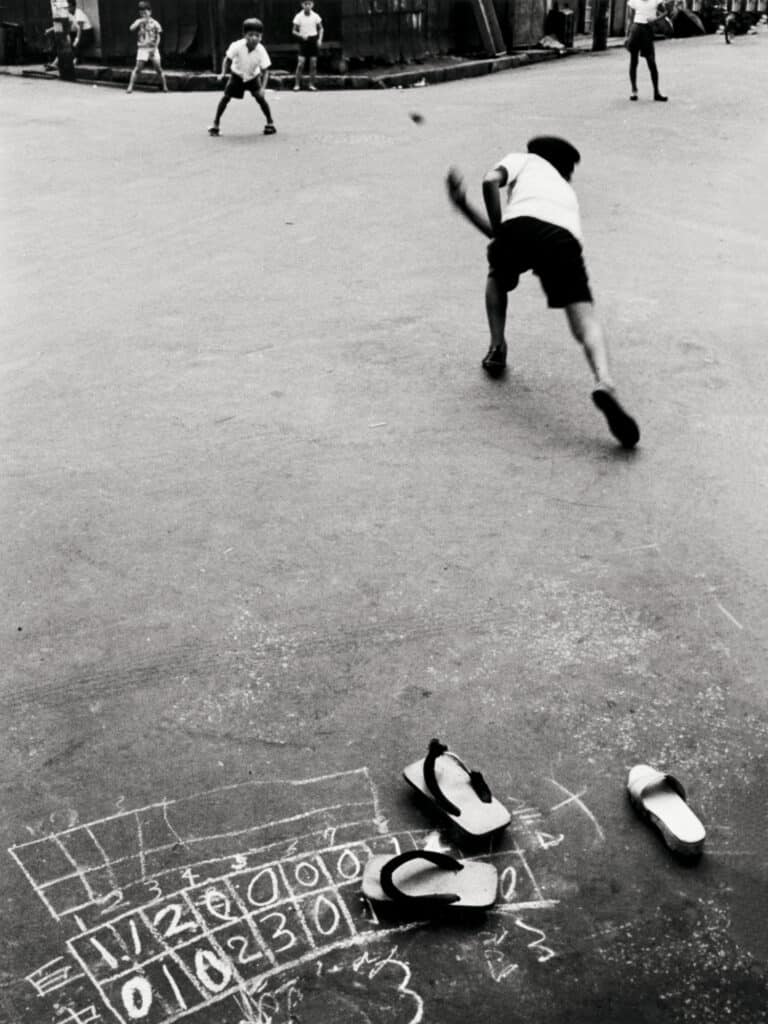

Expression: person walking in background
xmin=208 ymin=19 xmax=276 ymax=137
xmin=292 ymin=0 xmax=324 ymax=91
xmin=45 ymin=0 xmax=92 ymax=70
xmin=127 ymin=2 xmax=168 ymax=93
xmin=625 ymin=0 xmax=668 ymax=101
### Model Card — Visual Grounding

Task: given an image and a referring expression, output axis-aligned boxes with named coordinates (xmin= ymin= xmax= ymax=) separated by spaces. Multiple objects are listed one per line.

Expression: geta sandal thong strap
xmin=379 ymin=850 xmax=463 ymax=905
xmin=423 ymin=738 xmax=493 ymax=817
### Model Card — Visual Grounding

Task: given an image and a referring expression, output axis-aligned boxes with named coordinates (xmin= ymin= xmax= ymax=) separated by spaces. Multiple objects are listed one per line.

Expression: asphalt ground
xmin=2 ymin=35 xmax=768 ymax=1024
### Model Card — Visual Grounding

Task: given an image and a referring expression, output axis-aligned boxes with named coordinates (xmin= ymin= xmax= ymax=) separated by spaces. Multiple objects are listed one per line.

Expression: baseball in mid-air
xmin=409 ymin=111 xmax=425 ymax=124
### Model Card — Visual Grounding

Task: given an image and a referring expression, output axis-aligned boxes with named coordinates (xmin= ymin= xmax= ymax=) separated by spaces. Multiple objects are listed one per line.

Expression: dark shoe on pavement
xmin=630 ymin=92 xmax=638 ymax=100
xmin=592 ymin=388 xmax=640 ymax=449
xmin=482 ymin=343 xmax=507 ymax=378
xmin=264 ymin=123 xmax=277 ymax=134
xmin=207 ymin=124 xmax=220 ymax=135
xmin=654 ymin=93 xmax=668 ymax=102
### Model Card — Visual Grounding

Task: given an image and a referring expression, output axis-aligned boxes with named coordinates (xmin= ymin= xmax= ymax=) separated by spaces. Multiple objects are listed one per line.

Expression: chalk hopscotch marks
xmin=547 ymin=778 xmax=606 ymax=844
xmin=8 ymin=770 xmax=381 ymax=926
xmin=9 ymin=771 xmax=432 ymax=1024
xmin=66 ymin=834 xmax=425 ymax=1024
xmin=25 ymin=957 xmax=86 ymax=997
xmin=9 ymin=770 xmax=590 ymax=1021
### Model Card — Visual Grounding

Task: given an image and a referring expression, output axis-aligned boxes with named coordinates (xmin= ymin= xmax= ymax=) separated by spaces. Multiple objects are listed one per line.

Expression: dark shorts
xmin=487 ymin=217 xmax=592 ymax=308
xmin=224 ymin=72 xmax=262 ymax=99
xmin=299 ymin=36 xmax=319 ymax=58
xmin=626 ymin=23 xmax=656 ymax=58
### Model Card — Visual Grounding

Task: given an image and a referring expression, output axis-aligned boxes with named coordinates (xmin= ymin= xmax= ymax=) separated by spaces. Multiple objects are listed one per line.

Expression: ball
xmin=409 ymin=111 xmax=425 ymax=124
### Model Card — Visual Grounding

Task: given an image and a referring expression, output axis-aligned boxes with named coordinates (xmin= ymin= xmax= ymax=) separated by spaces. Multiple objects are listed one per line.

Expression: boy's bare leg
xmin=308 ymin=56 xmax=318 ymax=89
xmin=294 ymin=56 xmax=305 ymax=89
xmin=485 ymin=275 xmax=508 ymax=349
xmin=126 ymin=63 xmax=140 ymax=93
xmin=567 ymin=301 xmax=640 ymax=447
xmin=151 ymin=56 xmax=168 ymax=91
xmin=482 ymin=274 xmax=508 ymax=375
xmin=565 ymin=301 xmax=614 ymax=390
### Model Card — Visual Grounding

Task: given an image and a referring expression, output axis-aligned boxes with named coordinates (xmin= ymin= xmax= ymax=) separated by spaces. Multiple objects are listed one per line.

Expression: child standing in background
xmin=292 ymin=0 xmax=324 ymax=91
xmin=127 ymin=2 xmax=168 ymax=93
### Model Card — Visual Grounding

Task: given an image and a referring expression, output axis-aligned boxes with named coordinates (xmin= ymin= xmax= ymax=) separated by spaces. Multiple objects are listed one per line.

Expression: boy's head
xmin=302 ymin=1 xmax=315 ymax=10
xmin=242 ymin=17 xmax=263 ymax=43
xmin=527 ymin=136 xmax=580 ymax=181
xmin=138 ymin=2 xmax=151 ymax=16
xmin=67 ymin=1 xmax=76 ymax=11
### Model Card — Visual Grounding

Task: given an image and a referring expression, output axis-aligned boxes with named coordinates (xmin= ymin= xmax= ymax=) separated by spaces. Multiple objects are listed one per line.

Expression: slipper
xmin=592 ymin=388 xmax=640 ymax=449
xmin=482 ymin=343 xmax=507 ymax=377
xmin=403 ymin=739 xmax=510 ymax=837
xmin=362 ymin=850 xmax=498 ymax=910
xmin=627 ymin=764 xmax=706 ymax=856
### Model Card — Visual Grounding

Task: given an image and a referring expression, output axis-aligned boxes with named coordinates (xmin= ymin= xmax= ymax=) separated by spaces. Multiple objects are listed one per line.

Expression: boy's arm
xmin=220 ymin=55 xmax=232 ymax=77
xmin=260 ymin=66 xmax=270 ymax=90
xmin=445 ymin=167 xmax=494 ymax=239
xmin=482 ymin=166 xmax=508 ymax=236
xmin=317 ymin=17 xmax=324 ymax=44
xmin=292 ymin=20 xmax=302 ymax=37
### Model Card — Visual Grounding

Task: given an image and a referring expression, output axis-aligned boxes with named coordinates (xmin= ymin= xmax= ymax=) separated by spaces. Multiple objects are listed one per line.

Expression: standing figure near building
xmin=292 ymin=0 xmax=324 ymax=91
xmin=625 ymin=0 xmax=668 ymax=101
xmin=45 ymin=0 xmax=92 ymax=70
xmin=126 ymin=2 xmax=168 ymax=93
xmin=208 ymin=19 xmax=276 ymax=137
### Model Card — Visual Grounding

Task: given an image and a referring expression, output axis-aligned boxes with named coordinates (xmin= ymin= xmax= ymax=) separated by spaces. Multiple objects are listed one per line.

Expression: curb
xmin=2 ymin=43 xmax=625 ymax=91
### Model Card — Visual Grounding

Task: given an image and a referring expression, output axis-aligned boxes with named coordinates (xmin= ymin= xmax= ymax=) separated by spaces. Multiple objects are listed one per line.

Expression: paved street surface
xmin=2 ymin=36 xmax=767 ymax=1024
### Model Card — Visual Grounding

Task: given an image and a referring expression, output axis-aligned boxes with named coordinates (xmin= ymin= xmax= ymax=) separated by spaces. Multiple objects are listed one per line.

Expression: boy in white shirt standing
xmin=208 ymin=19 xmax=276 ymax=136
xmin=292 ymin=0 xmax=324 ymax=91
xmin=446 ymin=137 xmax=640 ymax=450
xmin=625 ymin=0 xmax=668 ymax=101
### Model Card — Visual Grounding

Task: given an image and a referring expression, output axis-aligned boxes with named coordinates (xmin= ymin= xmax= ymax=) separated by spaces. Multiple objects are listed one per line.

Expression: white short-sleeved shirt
xmin=494 ymin=152 xmax=582 ymax=242
xmin=628 ymin=0 xmax=660 ymax=23
xmin=292 ymin=10 xmax=323 ymax=38
xmin=72 ymin=7 xmax=92 ymax=30
xmin=226 ymin=39 xmax=272 ymax=79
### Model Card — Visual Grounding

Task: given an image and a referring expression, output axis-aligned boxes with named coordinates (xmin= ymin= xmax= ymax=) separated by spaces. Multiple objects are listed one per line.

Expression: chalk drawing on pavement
xmin=8 ymin=769 xmax=590 ymax=1022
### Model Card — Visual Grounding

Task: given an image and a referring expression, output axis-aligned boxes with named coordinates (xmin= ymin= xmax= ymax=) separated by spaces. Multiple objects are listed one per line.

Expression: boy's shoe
xmin=292 ymin=84 xmax=300 ymax=91
xmin=481 ymin=342 xmax=507 ymax=378
xmin=308 ymin=84 xmax=317 ymax=91
xmin=264 ymin=123 xmax=277 ymax=134
xmin=592 ymin=388 xmax=640 ymax=449
xmin=207 ymin=124 xmax=220 ymax=136
xmin=654 ymin=93 xmax=668 ymax=102
xmin=629 ymin=92 xmax=638 ymax=101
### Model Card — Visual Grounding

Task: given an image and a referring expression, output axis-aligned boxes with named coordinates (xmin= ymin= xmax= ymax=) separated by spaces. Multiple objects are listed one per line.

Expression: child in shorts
xmin=208 ymin=19 xmax=276 ymax=136
xmin=446 ymin=136 xmax=640 ymax=449
xmin=292 ymin=0 xmax=324 ymax=91
xmin=126 ymin=2 xmax=168 ymax=93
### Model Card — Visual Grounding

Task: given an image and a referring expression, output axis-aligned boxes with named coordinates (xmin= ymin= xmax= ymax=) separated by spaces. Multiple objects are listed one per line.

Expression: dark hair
xmin=243 ymin=18 xmax=263 ymax=32
xmin=527 ymin=136 xmax=581 ymax=181
xmin=138 ymin=1 xmax=151 ymax=9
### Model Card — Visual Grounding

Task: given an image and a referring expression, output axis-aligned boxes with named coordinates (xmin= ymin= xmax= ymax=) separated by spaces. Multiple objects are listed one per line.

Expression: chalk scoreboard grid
xmin=10 ymin=768 xmax=563 ymax=1024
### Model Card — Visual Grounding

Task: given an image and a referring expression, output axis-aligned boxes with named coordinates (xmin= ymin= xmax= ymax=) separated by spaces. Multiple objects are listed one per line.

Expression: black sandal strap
xmin=423 ymin=739 xmax=462 ymax=816
xmin=469 ymin=771 xmax=493 ymax=804
xmin=423 ymin=739 xmax=493 ymax=816
xmin=379 ymin=850 xmax=463 ymax=906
